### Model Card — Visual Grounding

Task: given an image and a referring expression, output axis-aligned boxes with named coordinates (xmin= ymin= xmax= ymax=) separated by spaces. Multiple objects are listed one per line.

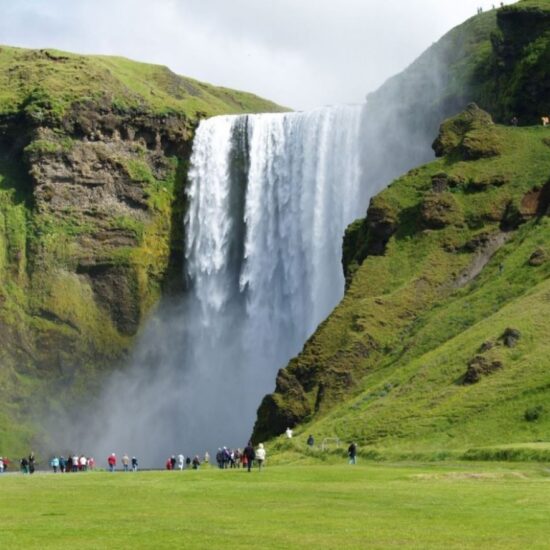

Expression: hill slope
xmin=254 ymin=104 xmax=550 ymax=456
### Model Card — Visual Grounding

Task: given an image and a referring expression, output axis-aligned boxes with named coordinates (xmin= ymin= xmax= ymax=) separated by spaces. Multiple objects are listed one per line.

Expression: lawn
xmin=1 ymin=462 xmax=549 ymax=549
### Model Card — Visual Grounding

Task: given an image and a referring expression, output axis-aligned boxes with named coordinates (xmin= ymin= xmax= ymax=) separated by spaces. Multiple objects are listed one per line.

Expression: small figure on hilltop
xmin=59 ymin=456 xmax=66 ymax=473
xmin=285 ymin=427 xmax=293 ymax=439
xmin=0 ymin=457 xmax=4 ymax=473
xmin=165 ymin=457 xmax=172 ymax=470
xmin=88 ymin=457 xmax=95 ymax=470
xmin=204 ymin=451 xmax=210 ymax=465
xmin=348 ymin=442 xmax=357 ymax=465
xmin=177 ymin=453 xmax=184 ymax=471
xmin=108 ymin=453 xmax=117 ymax=472
xmin=192 ymin=455 xmax=201 ymax=470
xmin=122 ymin=453 xmax=130 ymax=472
xmin=80 ymin=455 xmax=87 ymax=472
xmin=307 ymin=434 xmax=315 ymax=447
xmin=256 ymin=443 xmax=266 ymax=471
xmin=243 ymin=441 xmax=255 ymax=472
xmin=20 ymin=456 xmax=29 ymax=474
xmin=131 ymin=456 xmax=138 ymax=472
xmin=510 ymin=116 xmax=519 ymax=126
xmin=170 ymin=455 xmax=176 ymax=470
xmin=51 ymin=456 xmax=59 ymax=473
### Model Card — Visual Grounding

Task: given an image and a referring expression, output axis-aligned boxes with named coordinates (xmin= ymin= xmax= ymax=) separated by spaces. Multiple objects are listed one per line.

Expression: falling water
xmin=74 ymin=105 xmax=376 ymax=465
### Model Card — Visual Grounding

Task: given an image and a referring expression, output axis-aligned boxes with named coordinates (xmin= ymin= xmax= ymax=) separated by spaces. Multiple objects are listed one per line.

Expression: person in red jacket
xmin=107 ymin=453 xmax=117 ymax=472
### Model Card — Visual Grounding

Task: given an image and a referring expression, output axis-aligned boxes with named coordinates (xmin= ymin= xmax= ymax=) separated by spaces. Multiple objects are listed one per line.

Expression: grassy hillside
xmin=0 ymin=45 xmax=286 ymax=119
xmin=254 ymin=104 xmax=550 ymax=457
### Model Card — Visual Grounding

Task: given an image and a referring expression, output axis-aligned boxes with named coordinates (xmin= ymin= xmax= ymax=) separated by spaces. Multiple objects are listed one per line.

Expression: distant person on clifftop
xmin=170 ymin=455 xmax=177 ymax=470
xmin=307 ymin=435 xmax=315 ymax=447
xmin=122 ymin=454 xmax=130 ymax=472
xmin=177 ymin=454 xmax=184 ymax=470
xmin=131 ymin=456 xmax=138 ymax=472
xmin=192 ymin=455 xmax=201 ymax=469
xmin=204 ymin=451 xmax=210 ymax=465
xmin=243 ymin=441 xmax=255 ymax=472
xmin=28 ymin=453 xmax=36 ymax=474
xmin=20 ymin=456 xmax=29 ymax=474
xmin=348 ymin=442 xmax=357 ymax=465
xmin=285 ymin=427 xmax=293 ymax=438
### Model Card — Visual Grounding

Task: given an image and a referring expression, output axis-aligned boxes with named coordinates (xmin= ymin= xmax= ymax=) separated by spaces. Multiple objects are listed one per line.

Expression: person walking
xmin=107 ymin=453 xmax=117 ymax=472
xmin=192 ymin=455 xmax=201 ymax=470
xmin=0 ymin=457 xmax=4 ymax=473
xmin=256 ymin=443 xmax=266 ymax=471
xmin=51 ymin=456 xmax=60 ymax=473
xmin=177 ymin=454 xmax=185 ymax=470
xmin=307 ymin=435 xmax=315 ymax=447
xmin=348 ymin=442 xmax=357 ymax=465
xmin=131 ymin=456 xmax=138 ymax=472
xmin=28 ymin=453 xmax=36 ymax=474
xmin=243 ymin=441 xmax=255 ymax=473
xmin=122 ymin=454 xmax=130 ymax=472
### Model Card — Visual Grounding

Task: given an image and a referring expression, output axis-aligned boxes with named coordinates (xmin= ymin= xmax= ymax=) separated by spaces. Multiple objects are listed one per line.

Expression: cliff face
xmin=0 ymin=46 xmax=284 ymax=452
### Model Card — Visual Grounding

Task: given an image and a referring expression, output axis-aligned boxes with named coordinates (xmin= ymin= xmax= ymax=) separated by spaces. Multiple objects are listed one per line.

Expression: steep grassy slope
xmin=0 ymin=46 xmax=284 ymax=455
xmin=360 ymin=0 xmax=550 ymax=191
xmin=254 ymin=105 xmax=550 ymax=456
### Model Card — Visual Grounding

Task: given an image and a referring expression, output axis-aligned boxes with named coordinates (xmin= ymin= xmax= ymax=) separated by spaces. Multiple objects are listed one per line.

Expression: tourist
xmin=170 ymin=455 xmax=176 ymax=470
xmin=0 ymin=457 xmax=4 ymax=473
xmin=216 ymin=448 xmax=223 ymax=469
xmin=122 ymin=453 xmax=130 ymax=472
xmin=204 ymin=451 xmax=210 ymax=465
xmin=256 ymin=443 xmax=266 ymax=471
xmin=67 ymin=455 xmax=73 ymax=472
xmin=29 ymin=453 xmax=36 ymax=474
xmin=131 ymin=456 xmax=138 ymax=472
xmin=108 ymin=453 xmax=117 ymax=472
xmin=88 ymin=457 xmax=95 ymax=470
xmin=185 ymin=456 xmax=191 ymax=467
xmin=72 ymin=453 xmax=79 ymax=472
xmin=165 ymin=458 xmax=172 ymax=470
xmin=192 ymin=455 xmax=201 ymax=470
xmin=348 ymin=442 xmax=357 ymax=465
xmin=51 ymin=456 xmax=60 ymax=473
xmin=20 ymin=456 xmax=29 ymax=474
xmin=307 ymin=434 xmax=315 ymax=447
xmin=79 ymin=455 xmax=87 ymax=472
xmin=285 ymin=427 xmax=293 ymax=438
xmin=177 ymin=454 xmax=184 ymax=470
xmin=243 ymin=441 xmax=255 ymax=472
xmin=59 ymin=456 xmax=66 ymax=473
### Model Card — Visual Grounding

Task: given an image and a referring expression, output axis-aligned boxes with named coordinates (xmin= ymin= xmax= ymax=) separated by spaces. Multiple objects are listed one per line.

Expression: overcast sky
xmin=1 ymin=0 xmax=515 ymax=110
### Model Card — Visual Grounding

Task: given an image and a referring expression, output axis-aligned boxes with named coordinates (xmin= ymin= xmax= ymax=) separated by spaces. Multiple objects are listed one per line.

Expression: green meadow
xmin=1 ymin=462 xmax=549 ymax=549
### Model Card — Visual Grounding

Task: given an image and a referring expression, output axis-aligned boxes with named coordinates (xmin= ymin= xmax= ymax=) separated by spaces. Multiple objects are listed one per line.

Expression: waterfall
xmin=77 ymin=104 xmax=374 ymax=465
xmin=180 ymin=105 xmax=365 ymax=449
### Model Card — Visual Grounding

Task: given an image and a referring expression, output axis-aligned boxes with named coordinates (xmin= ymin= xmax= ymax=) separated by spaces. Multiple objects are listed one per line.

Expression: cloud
xmin=0 ymin=0 xmax=515 ymax=109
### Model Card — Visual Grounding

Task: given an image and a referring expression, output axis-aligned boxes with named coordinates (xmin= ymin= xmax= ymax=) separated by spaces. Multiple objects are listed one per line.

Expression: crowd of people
xmin=1 ymin=433 xmax=359 ymax=474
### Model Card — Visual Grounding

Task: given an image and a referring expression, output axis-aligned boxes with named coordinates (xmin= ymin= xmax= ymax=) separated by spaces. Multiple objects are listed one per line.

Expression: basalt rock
xmin=464 ymin=356 xmax=503 ymax=384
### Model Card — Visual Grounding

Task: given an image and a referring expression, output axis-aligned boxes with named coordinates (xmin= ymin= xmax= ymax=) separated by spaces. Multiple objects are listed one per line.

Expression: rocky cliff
xmin=0 ymin=46 xmax=284 ymax=452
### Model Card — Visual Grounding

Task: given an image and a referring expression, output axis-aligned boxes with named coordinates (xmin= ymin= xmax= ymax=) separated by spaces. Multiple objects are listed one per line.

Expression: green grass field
xmin=1 ymin=462 xmax=549 ymax=549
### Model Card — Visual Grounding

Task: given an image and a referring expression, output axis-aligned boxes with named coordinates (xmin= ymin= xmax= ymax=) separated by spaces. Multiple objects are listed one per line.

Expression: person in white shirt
xmin=177 ymin=454 xmax=184 ymax=470
xmin=255 ymin=443 xmax=266 ymax=471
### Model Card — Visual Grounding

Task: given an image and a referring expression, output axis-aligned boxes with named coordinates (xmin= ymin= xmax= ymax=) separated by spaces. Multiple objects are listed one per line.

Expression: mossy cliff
xmin=0 ymin=45 xmax=284 ymax=453
xmin=360 ymin=0 xmax=550 ymax=192
xmin=254 ymin=103 xmax=550 ymax=454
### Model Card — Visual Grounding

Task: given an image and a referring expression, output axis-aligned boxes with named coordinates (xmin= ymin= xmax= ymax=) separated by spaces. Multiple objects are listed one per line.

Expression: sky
xmin=0 ymin=0 xmax=516 ymax=110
